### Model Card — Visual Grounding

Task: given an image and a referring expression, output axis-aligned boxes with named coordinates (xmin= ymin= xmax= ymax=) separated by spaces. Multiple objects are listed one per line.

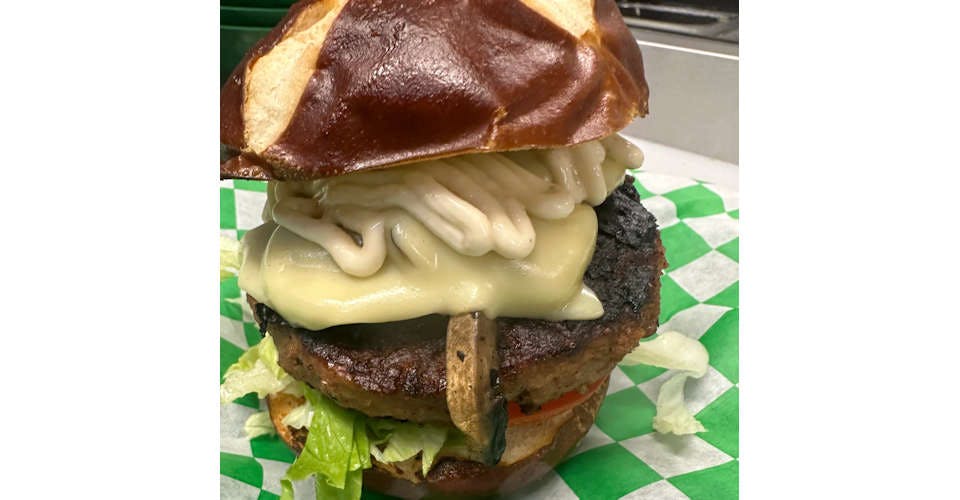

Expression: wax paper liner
xmin=219 ymin=171 xmax=739 ymax=500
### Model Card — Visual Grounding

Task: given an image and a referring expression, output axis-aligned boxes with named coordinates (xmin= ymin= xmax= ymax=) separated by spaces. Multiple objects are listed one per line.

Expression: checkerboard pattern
xmin=220 ymin=171 xmax=739 ymax=499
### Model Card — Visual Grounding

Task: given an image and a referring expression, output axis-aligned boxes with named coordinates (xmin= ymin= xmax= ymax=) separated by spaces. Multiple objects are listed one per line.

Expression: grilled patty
xmin=255 ymin=178 xmax=665 ymax=423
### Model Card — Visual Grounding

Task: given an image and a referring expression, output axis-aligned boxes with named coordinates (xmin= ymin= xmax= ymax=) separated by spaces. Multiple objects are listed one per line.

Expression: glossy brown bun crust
xmin=221 ymin=0 xmax=648 ymax=181
xmin=267 ymin=379 xmax=608 ymax=499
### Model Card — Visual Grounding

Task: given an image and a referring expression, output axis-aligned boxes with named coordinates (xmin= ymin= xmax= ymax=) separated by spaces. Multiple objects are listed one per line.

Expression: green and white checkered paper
xmin=220 ymin=171 xmax=739 ymax=499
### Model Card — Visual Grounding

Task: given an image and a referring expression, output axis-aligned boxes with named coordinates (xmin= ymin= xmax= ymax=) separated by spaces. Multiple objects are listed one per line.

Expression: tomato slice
xmin=506 ymin=377 xmax=607 ymax=427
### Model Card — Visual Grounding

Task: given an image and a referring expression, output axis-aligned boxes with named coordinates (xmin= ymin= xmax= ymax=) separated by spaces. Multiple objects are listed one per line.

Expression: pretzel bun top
xmin=220 ymin=0 xmax=648 ymax=180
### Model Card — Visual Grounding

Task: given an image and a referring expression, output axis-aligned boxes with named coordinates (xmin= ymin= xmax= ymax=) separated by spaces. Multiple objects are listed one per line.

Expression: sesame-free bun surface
xmin=221 ymin=0 xmax=648 ymax=180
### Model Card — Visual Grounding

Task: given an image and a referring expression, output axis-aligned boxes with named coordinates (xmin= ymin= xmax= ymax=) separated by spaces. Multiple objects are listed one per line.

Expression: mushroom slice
xmin=445 ymin=312 xmax=508 ymax=465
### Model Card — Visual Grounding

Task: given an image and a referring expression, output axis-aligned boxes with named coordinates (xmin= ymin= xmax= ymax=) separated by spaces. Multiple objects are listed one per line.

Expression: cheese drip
xmin=240 ymin=207 xmax=601 ymax=330
xmin=263 ymin=135 xmax=642 ymax=278
xmin=240 ymin=135 xmax=644 ymax=330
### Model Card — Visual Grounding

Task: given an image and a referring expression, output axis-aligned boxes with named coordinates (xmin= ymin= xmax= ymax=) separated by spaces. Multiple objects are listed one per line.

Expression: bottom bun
xmin=267 ymin=378 xmax=609 ymax=499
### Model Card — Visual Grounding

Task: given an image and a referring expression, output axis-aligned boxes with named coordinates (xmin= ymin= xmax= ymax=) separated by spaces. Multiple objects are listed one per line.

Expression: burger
xmin=218 ymin=1 xmax=681 ymax=498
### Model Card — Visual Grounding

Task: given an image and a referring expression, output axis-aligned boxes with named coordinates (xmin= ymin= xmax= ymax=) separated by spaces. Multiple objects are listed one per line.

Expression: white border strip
xmin=635 ymin=40 xmax=739 ymax=61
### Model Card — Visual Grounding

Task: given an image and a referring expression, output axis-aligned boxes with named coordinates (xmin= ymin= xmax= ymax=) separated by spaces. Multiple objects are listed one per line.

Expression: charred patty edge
xmin=254 ymin=178 xmax=664 ymax=423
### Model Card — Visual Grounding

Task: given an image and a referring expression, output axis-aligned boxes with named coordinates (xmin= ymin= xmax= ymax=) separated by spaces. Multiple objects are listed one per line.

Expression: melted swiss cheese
xmin=239 ymin=136 xmax=643 ymax=329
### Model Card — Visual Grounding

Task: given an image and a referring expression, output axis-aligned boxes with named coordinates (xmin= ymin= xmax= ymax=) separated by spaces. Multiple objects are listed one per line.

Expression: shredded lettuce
xmin=367 ymin=420 xmax=448 ymax=476
xmin=222 ymin=339 xmax=456 ymax=499
xmin=244 ymin=411 xmax=277 ymax=439
xmin=621 ymin=330 xmax=709 ymax=435
xmin=652 ymin=373 xmax=705 ymax=434
xmin=281 ymin=400 xmax=313 ymax=429
xmin=277 ymin=390 xmax=453 ymax=500
xmin=313 ymin=467 xmax=362 ymax=500
xmin=281 ymin=388 xmax=371 ymax=500
xmin=222 ymin=329 xmax=710 ymax=499
xmin=220 ymin=335 xmax=295 ymax=404
xmin=220 ymin=236 xmax=241 ymax=280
